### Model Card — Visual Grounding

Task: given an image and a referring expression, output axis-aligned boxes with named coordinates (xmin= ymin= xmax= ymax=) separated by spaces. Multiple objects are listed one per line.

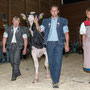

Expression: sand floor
xmin=0 ymin=53 xmax=90 ymax=90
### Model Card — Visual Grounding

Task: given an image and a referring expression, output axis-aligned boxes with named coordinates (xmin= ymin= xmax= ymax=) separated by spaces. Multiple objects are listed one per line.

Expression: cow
xmin=21 ymin=12 xmax=50 ymax=83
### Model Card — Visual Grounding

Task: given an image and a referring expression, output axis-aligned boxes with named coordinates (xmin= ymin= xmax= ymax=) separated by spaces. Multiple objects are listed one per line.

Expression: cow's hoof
xmin=32 ymin=79 xmax=39 ymax=83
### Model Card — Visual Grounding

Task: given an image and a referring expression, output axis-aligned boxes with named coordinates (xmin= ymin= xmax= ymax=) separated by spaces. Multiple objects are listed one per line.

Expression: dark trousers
xmin=46 ymin=41 xmax=64 ymax=83
xmin=9 ymin=44 xmax=21 ymax=78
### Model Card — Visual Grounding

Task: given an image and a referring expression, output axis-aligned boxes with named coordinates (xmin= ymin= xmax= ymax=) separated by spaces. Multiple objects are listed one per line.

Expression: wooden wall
xmin=0 ymin=0 xmax=90 ymax=42
xmin=0 ymin=0 xmax=61 ymax=39
xmin=0 ymin=0 xmax=8 ymax=39
xmin=61 ymin=0 xmax=90 ymax=42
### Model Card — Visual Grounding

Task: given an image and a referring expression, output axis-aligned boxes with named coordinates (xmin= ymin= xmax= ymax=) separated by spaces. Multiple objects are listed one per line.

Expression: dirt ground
xmin=0 ymin=53 xmax=90 ymax=90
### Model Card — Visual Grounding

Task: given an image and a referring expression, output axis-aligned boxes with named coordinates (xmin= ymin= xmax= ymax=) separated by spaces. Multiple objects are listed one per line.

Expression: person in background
xmin=80 ymin=8 xmax=90 ymax=72
xmin=34 ymin=5 xmax=69 ymax=88
xmin=3 ymin=16 xmax=27 ymax=81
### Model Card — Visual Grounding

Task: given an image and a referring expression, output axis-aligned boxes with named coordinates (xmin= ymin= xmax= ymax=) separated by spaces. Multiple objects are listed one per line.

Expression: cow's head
xmin=21 ymin=12 xmax=44 ymax=36
xmin=21 ymin=12 xmax=44 ymax=28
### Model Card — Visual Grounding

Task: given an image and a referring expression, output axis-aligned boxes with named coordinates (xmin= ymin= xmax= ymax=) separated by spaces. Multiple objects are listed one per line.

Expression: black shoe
xmin=52 ymin=82 xmax=59 ymax=88
xmin=16 ymin=73 xmax=21 ymax=77
xmin=11 ymin=77 xmax=16 ymax=81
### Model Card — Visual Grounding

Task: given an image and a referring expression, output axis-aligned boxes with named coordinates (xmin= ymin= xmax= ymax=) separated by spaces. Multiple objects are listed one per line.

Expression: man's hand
xmin=34 ymin=17 xmax=42 ymax=32
xmin=34 ymin=17 xmax=38 ymax=24
xmin=22 ymin=48 xmax=26 ymax=55
xmin=65 ymin=32 xmax=69 ymax=52
xmin=3 ymin=47 xmax=6 ymax=53
xmin=3 ymin=37 xmax=7 ymax=53
xmin=23 ymin=38 xmax=27 ymax=55
xmin=65 ymin=45 xmax=69 ymax=52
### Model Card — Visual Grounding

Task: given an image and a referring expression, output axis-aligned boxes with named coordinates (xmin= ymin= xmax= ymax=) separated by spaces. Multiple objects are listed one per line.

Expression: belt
xmin=47 ymin=41 xmax=59 ymax=43
xmin=47 ymin=41 xmax=59 ymax=44
xmin=11 ymin=43 xmax=17 ymax=44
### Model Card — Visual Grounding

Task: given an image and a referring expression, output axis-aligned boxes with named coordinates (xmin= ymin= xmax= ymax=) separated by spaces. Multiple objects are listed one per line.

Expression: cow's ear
xmin=38 ymin=13 xmax=44 ymax=20
xmin=21 ymin=13 xmax=26 ymax=20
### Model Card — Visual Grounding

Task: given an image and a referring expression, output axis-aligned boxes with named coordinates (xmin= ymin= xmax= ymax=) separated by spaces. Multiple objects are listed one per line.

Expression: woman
xmin=80 ymin=8 xmax=90 ymax=71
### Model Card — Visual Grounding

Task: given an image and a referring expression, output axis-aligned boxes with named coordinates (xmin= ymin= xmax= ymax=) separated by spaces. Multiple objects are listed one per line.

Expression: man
xmin=34 ymin=5 xmax=69 ymax=88
xmin=3 ymin=16 xmax=27 ymax=81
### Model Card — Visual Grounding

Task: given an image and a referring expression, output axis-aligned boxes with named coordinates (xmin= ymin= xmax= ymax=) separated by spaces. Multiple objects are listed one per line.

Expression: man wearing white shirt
xmin=3 ymin=16 xmax=27 ymax=81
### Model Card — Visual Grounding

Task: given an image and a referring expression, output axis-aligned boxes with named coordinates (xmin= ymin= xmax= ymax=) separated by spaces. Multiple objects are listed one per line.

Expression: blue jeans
xmin=46 ymin=41 xmax=64 ymax=83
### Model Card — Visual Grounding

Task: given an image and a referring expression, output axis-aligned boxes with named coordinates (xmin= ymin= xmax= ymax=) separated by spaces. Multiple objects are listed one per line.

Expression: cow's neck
xmin=29 ymin=22 xmax=34 ymax=36
xmin=30 ymin=22 xmax=33 ymax=28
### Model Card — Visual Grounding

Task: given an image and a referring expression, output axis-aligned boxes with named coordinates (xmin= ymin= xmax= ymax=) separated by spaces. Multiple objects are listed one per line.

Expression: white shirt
xmin=11 ymin=27 xmax=18 ymax=43
xmin=3 ymin=26 xmax=27 ymax=43
xmin=80 ymin=22 xmax=86 ymax=35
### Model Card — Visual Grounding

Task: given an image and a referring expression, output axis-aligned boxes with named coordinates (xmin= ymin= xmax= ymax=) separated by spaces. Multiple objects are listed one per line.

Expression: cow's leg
xmin=31 ymin=50 xmax=39 ymax=83
xmin=44 ymin=48 xmax=50 ymax=79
